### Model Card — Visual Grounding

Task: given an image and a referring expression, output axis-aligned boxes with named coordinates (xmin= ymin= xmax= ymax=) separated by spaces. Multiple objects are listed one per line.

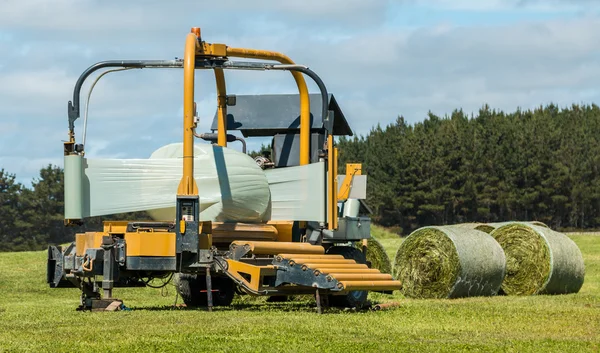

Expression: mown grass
xmin=0 ymin=228 xmax=598 ymax=352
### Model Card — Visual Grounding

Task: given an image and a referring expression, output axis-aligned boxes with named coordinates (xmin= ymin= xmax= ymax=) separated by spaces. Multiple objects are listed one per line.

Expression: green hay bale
xmin=453 ymin=223 xmax=496 ymax=233
xmin=491 ymin=223 xmax=585 ymax=295
xmin=393 ymin=226 xmax=506 ymax=299
xmin=355 ymin=238 xmax=392 ymax=274
xmin=455 ymin=221 xmax=548 ymax=234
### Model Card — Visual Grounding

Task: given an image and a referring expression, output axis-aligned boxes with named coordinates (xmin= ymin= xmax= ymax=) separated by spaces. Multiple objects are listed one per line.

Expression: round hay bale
xmin=455 ymin=221 xmax=549 ymax=234
xmin=393 ymin=226 xmax=506 ymax=299
xmin=491 ymin=223 xmax=585 ymax=295
xmin=355 ymin=238 xmax=392 ymax=274
xmin=453 ymin=223 xmax=496 ymax=233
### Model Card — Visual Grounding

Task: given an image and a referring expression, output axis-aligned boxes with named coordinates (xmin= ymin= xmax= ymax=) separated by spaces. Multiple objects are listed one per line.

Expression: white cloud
xmin=0 ymin=1 xmax=599 ymax=181
xmin=400 ymin=0 xmax=598 ymax=11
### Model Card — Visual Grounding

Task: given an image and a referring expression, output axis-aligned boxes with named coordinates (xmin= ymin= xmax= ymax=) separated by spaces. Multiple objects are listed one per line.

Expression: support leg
xmin=102 ymin=241 xmax=115 ymax=299
xmin=206 ymin=268 xmax=213 ymax=312
xmin=316 ymin=289 xmax=322 ymax=314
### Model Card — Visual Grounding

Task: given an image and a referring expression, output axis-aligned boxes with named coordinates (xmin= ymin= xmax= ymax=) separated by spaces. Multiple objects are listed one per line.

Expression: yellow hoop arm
xmin=225 ymin=47 xmax=311 ymax=165
xmin=177 ymin=32 xmax=200 ymax=196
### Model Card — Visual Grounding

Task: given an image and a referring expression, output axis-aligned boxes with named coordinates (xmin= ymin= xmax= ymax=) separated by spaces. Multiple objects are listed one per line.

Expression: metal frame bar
xmin=66 ymin=58 xmax=335 ymax=228
xmin=225 ymin=47 xmax=311 ymax=165
xmin=67 ymin=60 xmax=184 ymax=132
xmin=67 ymin=60 xmax=331 ymax=140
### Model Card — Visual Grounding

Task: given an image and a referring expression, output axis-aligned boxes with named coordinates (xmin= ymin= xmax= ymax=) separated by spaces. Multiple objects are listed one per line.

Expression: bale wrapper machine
xmin=47 ymin=27 xmax=402 ymax=311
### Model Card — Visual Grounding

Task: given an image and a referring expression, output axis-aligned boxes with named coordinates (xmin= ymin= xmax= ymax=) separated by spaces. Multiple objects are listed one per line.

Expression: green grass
xmin=0 ymin=230 xmax=599 ymax=352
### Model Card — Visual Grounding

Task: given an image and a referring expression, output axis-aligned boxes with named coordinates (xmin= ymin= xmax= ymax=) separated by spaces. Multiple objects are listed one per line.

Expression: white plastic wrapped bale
xmin=64 ymin=143 xmax=271 ymax=222
xmin=148 ymin=143 xmax=327 ymax=222
xmin=146 ymin=143 xmax=271 ymax=222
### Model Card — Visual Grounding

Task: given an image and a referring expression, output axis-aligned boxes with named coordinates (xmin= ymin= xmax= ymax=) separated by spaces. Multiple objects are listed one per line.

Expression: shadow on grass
xmin=123 ymin=301 xmax=375 ymax=314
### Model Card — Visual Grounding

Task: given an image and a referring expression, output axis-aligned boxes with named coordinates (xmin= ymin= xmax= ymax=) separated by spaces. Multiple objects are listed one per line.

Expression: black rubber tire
xmin=176 ymin=274 xmax=235 ymax=307
xmin=326 ymin=246 xmax=369 ymax=309
xmin=212 ymin=277 xmax=235 ymax=306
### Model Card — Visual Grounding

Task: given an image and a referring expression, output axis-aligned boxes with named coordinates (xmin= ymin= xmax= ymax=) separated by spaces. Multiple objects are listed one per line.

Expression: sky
xmin=1 ymin=0 xmax=599 ymax=184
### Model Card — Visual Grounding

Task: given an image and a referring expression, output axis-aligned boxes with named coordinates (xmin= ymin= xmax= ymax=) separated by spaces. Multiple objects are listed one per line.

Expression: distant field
xmin=0 ymin=227 xmax=598 ymax=352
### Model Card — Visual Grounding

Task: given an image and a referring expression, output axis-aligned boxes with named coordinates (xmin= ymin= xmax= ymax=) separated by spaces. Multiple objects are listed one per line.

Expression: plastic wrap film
xmin=64 ymin=143 xmax=271 ymax=222
xmin=264 ymin=162 xmax=326 ymax=222
xmin=64 ymin=143 xmax=327 ymax=222
xmin=146 ymin=143 xmax=270 ymax=222
xmin=394 ymin=226 xmax=506 ymax=299
xmin=64 ymin=155 xmax=84 ymax=220
xmin=491 ymin=223 xmax=585 ymax=295
xmin=147 ymin=143 xmax=326 ymax=222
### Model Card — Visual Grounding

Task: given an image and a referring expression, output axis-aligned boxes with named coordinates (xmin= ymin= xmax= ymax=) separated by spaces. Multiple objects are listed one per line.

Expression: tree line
xmin=1 ymin=103 xmax=598 ymax=251
xmin=338 ymin=104 xmax=600 ymax=234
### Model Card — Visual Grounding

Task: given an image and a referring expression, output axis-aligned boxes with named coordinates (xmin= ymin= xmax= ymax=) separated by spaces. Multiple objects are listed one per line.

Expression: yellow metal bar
xmin=328 ymin=273 xmax=393 ymax=281
xmin=327 ymin=137 xmax=335 ymax=229
xmin=290 ymin=259 xmax=356 ymax=265
xmin=314 ymin=268 xmax=380 ymax=274
xmin=301 ymin=261 xmax=361 ymax=268
xmin=226 ymin=47 xmax=310 ymax=165
xmin=278 ymin=254 xmax=344 ymax=260
xmin=225 ymin=259 xmax=276 ymax=292
xmin=230 ymin=240 xmax=324 ymax=255
xmin=333 ymin=146 xmax=338 ymax=229
xmin=214 ymin=68 xmax=227 ymax=147
xmin=338 ymin=163 xmax=362 ymax=201
xmin=339 ymin=280 xmax=402 ymax=291
xmin=267 ymin=221 xmax=293 ymax=242
xmin=177 ymin=31 xmax=200 ymax=196
xmin=102 ymin=221 xmax=129 ymax=234
xmin=313 ymin=264 xmax=369 ymax=271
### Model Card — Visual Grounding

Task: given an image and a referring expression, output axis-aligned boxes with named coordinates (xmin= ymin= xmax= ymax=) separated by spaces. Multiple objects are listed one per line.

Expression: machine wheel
xmin=326 ymin=246 xmax=369 ymax=309
xmin=176 ymin=274 xmax=235 ymax=307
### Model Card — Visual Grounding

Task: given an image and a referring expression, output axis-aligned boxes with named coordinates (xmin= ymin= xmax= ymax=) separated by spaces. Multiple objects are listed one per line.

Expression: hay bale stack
xmin=355 ymin=238 xmax=392 ymax=274
xmin=491 ymin=223 xmax=585 ymax=295
xmin=393 ymin=226 xmax=506 ymax=299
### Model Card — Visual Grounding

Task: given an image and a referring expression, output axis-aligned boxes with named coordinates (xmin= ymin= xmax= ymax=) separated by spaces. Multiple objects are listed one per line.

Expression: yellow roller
xmin=302 ymin=263 xmax=369 ymax=270
xmin=231 ymin=241 xmax=324 ymax=255
xmin=290 ymin=259 xmax=356 ymax=265
xmin=277 ymin=254 xmax=345 ymax=260
xmin=339 ymin=280 xmax=402 ymax=291
xmin=327 ymin=273 xmax=393 ymax=281
xmin=314 ymin=268 xmax=381 ymax=274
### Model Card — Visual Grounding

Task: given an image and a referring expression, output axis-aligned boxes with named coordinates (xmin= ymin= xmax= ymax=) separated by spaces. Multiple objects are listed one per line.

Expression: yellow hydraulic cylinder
xmin=226 ymin=47 xmax=310 ymax=165
xmin=214 ymin=68 xmax=227 ymax=147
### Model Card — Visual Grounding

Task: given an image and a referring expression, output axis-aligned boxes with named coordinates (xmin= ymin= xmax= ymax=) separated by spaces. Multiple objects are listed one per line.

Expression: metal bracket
xmin=271 ymin=257 xmax=340 ymax=290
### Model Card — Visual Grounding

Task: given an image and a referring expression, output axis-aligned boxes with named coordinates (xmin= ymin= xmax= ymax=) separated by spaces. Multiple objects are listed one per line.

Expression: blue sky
xmin=0 ymin=0 xmax=599 ymax=183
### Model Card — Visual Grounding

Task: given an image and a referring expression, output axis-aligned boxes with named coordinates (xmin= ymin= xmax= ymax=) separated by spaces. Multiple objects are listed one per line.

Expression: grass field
xmin=0 ymin=227 xmax=598 ymax=352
